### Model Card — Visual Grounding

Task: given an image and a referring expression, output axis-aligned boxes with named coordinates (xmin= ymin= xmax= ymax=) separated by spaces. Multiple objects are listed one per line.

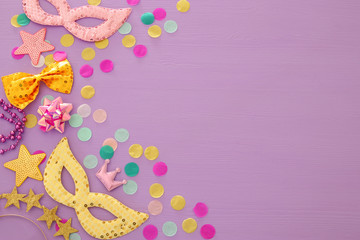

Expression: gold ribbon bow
xmin=44 ymin=138 xmax=149 ymax=239
xmin=1 ymin=60 xmax=73 ymax=109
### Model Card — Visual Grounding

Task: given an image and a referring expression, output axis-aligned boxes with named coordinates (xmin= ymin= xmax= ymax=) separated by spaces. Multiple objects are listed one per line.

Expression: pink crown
xmin=96 ymin=159 xmax=127 ymax=191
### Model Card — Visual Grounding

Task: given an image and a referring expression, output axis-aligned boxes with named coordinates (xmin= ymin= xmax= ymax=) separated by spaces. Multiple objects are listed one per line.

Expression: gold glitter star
xmin=37 ymin=205 xmax=61 ymax=229
xmin=2 ymin=186 xmax=26 ymax=209
xmin=22 ymin=189 xmax=44 ymax=212
xmin=54 ymin=218 xmax=78 ymax=240
xmin=3 ymin=145 xmax=46 ymax=187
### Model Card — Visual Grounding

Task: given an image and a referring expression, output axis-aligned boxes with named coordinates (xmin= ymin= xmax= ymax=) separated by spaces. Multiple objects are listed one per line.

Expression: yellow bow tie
xmin=2 ymin=60 xmax=73 ymax=109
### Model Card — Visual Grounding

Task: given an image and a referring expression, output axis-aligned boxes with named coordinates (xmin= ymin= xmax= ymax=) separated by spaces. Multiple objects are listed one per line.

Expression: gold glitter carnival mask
xmin=43 ymin=137 xmax=149 ymax=239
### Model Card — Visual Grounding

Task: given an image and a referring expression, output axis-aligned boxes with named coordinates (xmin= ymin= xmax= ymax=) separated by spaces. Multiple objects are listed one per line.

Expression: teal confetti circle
xmin=100 ymin=145 xmax=114 ymax=159
xmin=164 ymin=20 xmax=178 ymax=33
xmin=69 ymin=233 xmax=81 ymax=240
xmin=69 ymin=114 xmax=83 ymax=128
xmin=124 ymin=162 xmax=139 ymax=177
xmin=41 ymin=95 xmax=54 ymax=105
xmin=118 ymin=22 xmax=132 ymax=34
xmin=162 ymin=221 xmax=177 ymax=237
xmin=83 ymin=155 xmax=98 ymax=169
xmin=114 ymin=128 xmax=129 ymax=142
xmin=17 ymin=13 xmax=30 ymax=26
xmin=123 ymin=180 xmax=138 ymax=195
xmin=77 ymin=127 xmax=92 ymax=142
xmin=141 ymin=12 xmax=155 ymax=25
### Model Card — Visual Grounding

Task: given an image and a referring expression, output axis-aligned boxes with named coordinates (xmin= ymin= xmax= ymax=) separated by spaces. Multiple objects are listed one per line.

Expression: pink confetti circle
xmin=127 ymin=0 xmax=140 ymax=5
xmin=80 ymin=64 xmax=94 ymax=78
xmin=143 ymin=225 xmax=158 ymax=240
xmin=53 ymin=51 xmax=67 ymax=61
xmin=133 ymin=45 xmax=147 ymax=58
xmin=153 ymin=8 xmax=167 ymax=20
xmin=194 ymin=202 xmax=208 ymax=218
xmin=55 ymin=219 xmax=67 ymax=231
xmin=200 ymin=224 xmax=216 ymax=239
xmin=33 ymin=150 xmax=47 ymax=164
xmin=100 ymin=59 xmax=114 ymax=73
xmin=153 ymin=162 xmax=167 ymax=176
xmin=11 ymin=47 xmax=24 ymax=60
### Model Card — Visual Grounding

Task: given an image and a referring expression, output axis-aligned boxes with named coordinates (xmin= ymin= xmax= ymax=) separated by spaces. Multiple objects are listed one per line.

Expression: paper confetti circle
xmin=149 ymin=183 xmax=164 ymax=198
xmin=11 ymin=47 xmax=24 ymax=59
xmin=102 ymin=138 xmax=118 ymax=151
xmin=31 ymin=55 xmax=45 ymax=68
xmin=194 ymin=202 xmax=208 ymax=218
xmin=25 ymin=114 xmax=37 ymax=128
xmin=60 ymin=34 xmax=74 ymax=47
xmin=164 ymin=20 xmax=178 ymax=33
xmin=118 ymin=22 xmax=132 ymax=34
xmin=77 ymin=127 xmax=92 ymax=141
xmin=17 ymin=13 xmax=30 ymax=26
xmin=162 ymin=221 xmax=177 ymax=237
xmin=129 ymin=144 xmax=143 ymax=158
xmin=143 ymin=225 xmax=158 ymax=240
xmin=123 ymin=180 xmax=138 ymax=195
xmin=100 ymin=145 xmax=114 ymax=159
xmin=148 ymin=200 xmax=163 ymax=215
xmin=114 ymin=128 xmax=129 ymax=142
xmin=125 ymin=162 xmax=140 ymax=177
xmin=200 ymin=224 xmax=216 ymax=239
xmin=69 ymin=233 xmax=82 ymax=240
xmin=148 ymin=25 xmax=162 ymax=38
xmin=93 ymin=109 xmax=107 ymax=123
xmin=88 ymin=0 xmax=101 ymax=5
xmin=133 ymin=45 xmax=147 ymax=58
xmin=53 ymin=51 xmax=67 ymax=61
xmin=153 ymin=8 xmax=167 ymax=20
xmin=44 ymin=54 xmax=54 ymax=66
xmin=127 ymin=0 xmax=140 ymax=5
xmin=177 ymin=0 xmax=190 ymax=12
xmin=69 ymin=114 xmax=83 ymax=128
xmin=80 ymin=64 xmax=94 ymax=78
xmin=182 ymin=218 xmax=197 ymax=233
xmin=144 ymin=146 xmax=159 ymax=160
xmin=82 ymin=47 xmax=96 ymax=61
xmin=171 ymin=195 xmax=186 ymax=210
xmin=77 ymin=104 xmax=91 ymax=118
xmin=11 ymin=15 xmax=21 ymax=28
xmin=81 ymin=85 xmax=95 ymax=99
xmin=141 ymin=12 xmax=155 ymax=25
xmin=122 ymin=35 xmax=136 ymax=48
xmin=83 ymin=155 xmax=98 ymax=169
xmin=100 ymin=59 xmax=114 ymax=73
xmin=41 ymin=95 xmax=54 ymax=105
xmin=95 ymin=39 xmax=109 ymax=49
xmin=153 ymin=162 xmax=167 ymax=176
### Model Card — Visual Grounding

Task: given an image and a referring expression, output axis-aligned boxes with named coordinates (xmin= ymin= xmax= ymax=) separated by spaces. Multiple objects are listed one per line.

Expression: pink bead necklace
xmin=0 ymin=98 xmax=26 ymax=155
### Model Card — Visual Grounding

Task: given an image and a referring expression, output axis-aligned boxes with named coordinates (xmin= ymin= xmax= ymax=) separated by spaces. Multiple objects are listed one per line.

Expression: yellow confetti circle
xmin=144 ymin=146 xmax=159 ymax=160
xmin=81 ymin=85 xmax=95 ymax=99
xmin=88 ymin=0 xmax=101 ymax=5
xmin=44 ymin=54 xmax=54 ymax=66
xmin=171 ymin=195 xmax=186 ymax=210
xmin=60 ymin=34 xmax=74 ymax=47
xmin=149 ymin=183 xmax=164 ymax=198
xmin=95 ymin=39 xmax=109 ymax=49
xmin=82 ymin=47 xmax=96 ymax=61
xmin=148 ymin=25 xmax=162 ymax=38
xmin=11 ymin=15 xmax=21 ymax=28
xmin=176 ymin=0 xmax=190 ymax=13
xmin=25 ymin=114 xmax=37 ymax=128
xmin=129 ymin=144 xmax=143 ymax=158
xmin=122 ymin=35 xmax=136 ymax=48
xmin=182 ymin=218 xmax=197 ymax=233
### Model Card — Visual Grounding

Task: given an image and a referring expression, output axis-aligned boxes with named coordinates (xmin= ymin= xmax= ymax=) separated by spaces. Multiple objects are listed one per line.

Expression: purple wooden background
xmin=1 ymin=0 xmax=360 ymax=239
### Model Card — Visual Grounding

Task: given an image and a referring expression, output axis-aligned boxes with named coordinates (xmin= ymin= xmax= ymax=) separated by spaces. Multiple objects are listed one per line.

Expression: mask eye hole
xmin=88 ymin=207 xmax=118 ymax=221
xmin=39 ymin=0 xmax=59 ymax=15
xmin=76 ymin=18 xmax=105 ymax=27
xmin=61 ymin=168 xmax=75 ymax=195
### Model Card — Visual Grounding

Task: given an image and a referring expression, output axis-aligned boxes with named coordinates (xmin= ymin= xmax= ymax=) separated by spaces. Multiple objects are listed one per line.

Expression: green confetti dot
xmin=123 ymin=180 xmax=138 ymax=195
xmin=69 ymin=114 xmax=83 ymax=128
xmin=77 ymin=127 xmax=92 ymax=142
xmin=125 ymin=162 xmax=139 ymax=177
xmin=69 ymin=233 xmax=81 ymax=240
xmin=163 ymin=221 xmax=177 ymax=237
xmin=17 ymin=13 xmax=30 ymax=26
xmin=164 ymin=20 xmax=178 ymax=33
xmin=114 ymin=128 xmax=129 ymax=142
xmin=100 ymin=145 xmax=114 ymax=159
xmin=141 ymin=12 xmax=155 ymax=25
xmin=83 ymin=155 xmax=98 ymax=169
xmin=118 ymin=22 xmax=132 ymax=34
xmin=41 ymin=95 xmax=54 ymax=105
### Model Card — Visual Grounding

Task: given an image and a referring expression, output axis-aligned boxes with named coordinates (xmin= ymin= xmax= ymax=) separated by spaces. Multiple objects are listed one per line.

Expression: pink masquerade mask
xmin=22 ymin=0 xmax=132 ymax=42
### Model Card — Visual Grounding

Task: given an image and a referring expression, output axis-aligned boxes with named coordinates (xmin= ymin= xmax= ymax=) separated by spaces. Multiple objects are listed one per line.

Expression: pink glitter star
xmin=37 ymin=97 xmax=72 ymax=133
xmin=14 ymin=28 xmax=54 ymax=65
